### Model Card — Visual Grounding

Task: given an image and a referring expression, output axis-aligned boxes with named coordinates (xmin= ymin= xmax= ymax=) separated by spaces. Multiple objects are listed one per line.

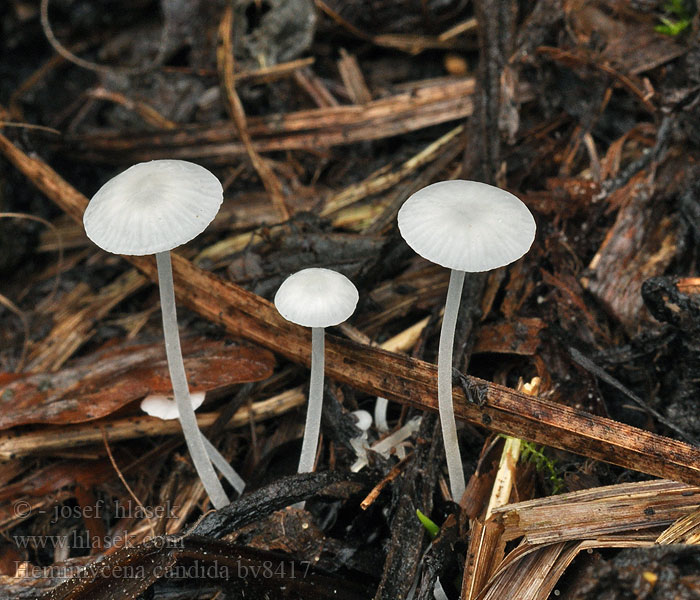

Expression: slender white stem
xmin=374 ymin=397 xmax=389 ymax=432
xmin=156 ymin=251 xmax=229 ymax=509
xmin=201 ymin=434 xmax=246 ymax=495
xmin=298 ymin=327 xmax=325 ymax=474
xmin=438 ymin=269 xmax=466 ymax=502
xmin=433 ymin=577 xmax=449 ymax=600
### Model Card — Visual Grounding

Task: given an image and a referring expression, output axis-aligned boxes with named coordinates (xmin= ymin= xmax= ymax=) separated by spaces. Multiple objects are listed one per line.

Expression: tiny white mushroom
xmin=350 ymin=416 xmax=422 ymax=472
xmin=141 ymin=392 xmax=206 ymax=421
xmin=274 ymin=268 xmax=359 ymax=475
xmin=140 ymin=392 xmax=245 ymax=494
xmin=351 ymin=409 xmax=373 ymax=432
xmin=398 ymin=180 xmax=535 ymax=502
xmin=347 ymin=409 xmax=373 ymax=467
xmin=84 ymin=159 xmax=230 ymax=509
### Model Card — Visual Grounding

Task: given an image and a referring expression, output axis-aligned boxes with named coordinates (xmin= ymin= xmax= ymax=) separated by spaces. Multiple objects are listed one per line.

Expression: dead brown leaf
xmin=0 ymin=338 xmax=275 ymax=430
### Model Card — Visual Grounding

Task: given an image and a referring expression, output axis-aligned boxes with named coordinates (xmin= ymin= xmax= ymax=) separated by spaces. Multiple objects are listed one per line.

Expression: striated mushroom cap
xmin=274 ymin=268 xmax=359 ymax=328
xmin=84 ymin=160 xmax=223 ymax=256
xmin=397 ymin=180 xmax=536 ymax=272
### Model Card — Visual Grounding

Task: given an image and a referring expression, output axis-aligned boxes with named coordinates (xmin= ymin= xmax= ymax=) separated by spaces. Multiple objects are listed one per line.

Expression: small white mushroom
xmin=350 ymin=416 xmax=422 ymax=472
xmin=141 ymin=391 xmax=206 ymax=421
xmin=140 ymin=392 xmax=245 ymax=494
xmin=351 ymin=409 xmax=373 ymax=432
xmin=84 ymin=159 xmax=230 ymax=509
xmin=347 ymin=410 xmax=373 ymax=467
xmin=398 ymin=180 xmax=535 ymax=502
xmin=274 ymin=268 xmax=359 ymax=475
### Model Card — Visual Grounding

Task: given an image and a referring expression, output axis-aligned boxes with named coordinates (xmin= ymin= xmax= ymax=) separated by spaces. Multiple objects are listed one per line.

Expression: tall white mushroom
xmin=84 ymin=159 xmax=230 ymax=509
xmin=274 ymin=268 xmax=359 ymax=475
xmin=398 ymin=180 xmax=536 ymax=502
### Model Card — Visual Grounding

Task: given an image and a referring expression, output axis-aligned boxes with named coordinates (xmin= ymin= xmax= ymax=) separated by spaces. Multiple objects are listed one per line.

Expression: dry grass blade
xmin=0 ymin=121 xmax=61 ymax=134
xmin=25 ymin=269 xmax=146 ymax=372
xmin=86 ymin=87 xmax=177 ymax=130
xmin=438 ymin=18 xmax=478 ymax=41
xmin=216 ymin=3 xmax=289 ymax=221
xmin=63 ymin=78 xmax=477 ymax=164
xmin=294 ymin=65 xmax=339 ymax=107
xmin=320 ymin=124 xmax=464 ymax=216
xmin=462 ymin=517 xmax=507 ymax=600
xmin=337 ymin=49 xmax=372 ymax=105
xmin=491 ymin=479 xmax=700 ymax=545
xmin=474 ymin=479 xmax=700 ymax=599
xmin=656 ymin=507 xmax=700 ymax=545
xmin=479 ymin=541 xmax=582 ymax=600
xmin=476 ymin=519 xmax=688 ymax=600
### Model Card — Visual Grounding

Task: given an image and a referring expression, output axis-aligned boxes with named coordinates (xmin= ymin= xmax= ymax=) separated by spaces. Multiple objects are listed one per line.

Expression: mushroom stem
xmin=156 ymin=251 xmax=229 ymax=509
xmin=437 ymin=268 xmax=466 ymax=502
xmin=201 ymin=435 xmax=245 ymax=495
xmin=298 ymin=327 xmax=325 ymax=474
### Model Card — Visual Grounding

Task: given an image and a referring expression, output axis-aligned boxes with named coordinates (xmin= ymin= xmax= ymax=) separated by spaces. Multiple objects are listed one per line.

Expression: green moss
xmin=520 ymin=441 xmax=565 ymax=495
xmin=655 ymin=0 xmax=692 ymax=36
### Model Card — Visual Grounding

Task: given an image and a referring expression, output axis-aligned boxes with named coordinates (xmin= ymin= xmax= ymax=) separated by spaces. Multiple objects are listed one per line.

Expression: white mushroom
xmin=141 ymin=391 xmax=206 ymax=421
xmin=140 ymin=392 xmax=245 ymax=494
xmin=351 ymin=409 xmax=373 ymax=432
xmin=350 ymin=416 xmax=422 ymax=472
xmin=398 ymin=180 xmax=535 ymax=502
xmin=274 ymin=268 xmax=359 ymax=475
xmin=347 ymin=410 xmax=372 ymax=470
xmin=84 ymin=159 xmax=230 ymax=509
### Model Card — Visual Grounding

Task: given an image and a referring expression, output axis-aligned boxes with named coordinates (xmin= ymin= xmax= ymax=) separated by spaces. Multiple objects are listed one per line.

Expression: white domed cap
xmin=274 ymin=268 xmax=359 ymax=328
xmin=397 ymin=180 xmax=536 ymax=272
xmin=84 ymin=160 xmax=223 ymax=256
xmin=351 ymin=410 xmax=373 ymax=432
xmin=140 ymin=391 xmax=205 ymax=420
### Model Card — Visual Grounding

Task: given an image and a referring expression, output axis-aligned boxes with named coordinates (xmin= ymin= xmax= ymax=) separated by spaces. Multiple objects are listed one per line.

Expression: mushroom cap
xmin=84 ymin=160 xmax=223 ymax=256
xmin=351 ymin=410 xmax=373 ymax=432
xmin=140 ymin=391 xmax=206 ymax=421
xmin=397 ymin=180 xmax=536 ymax=272
xmin=274 ymin=268 xmax=359 ymax=328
